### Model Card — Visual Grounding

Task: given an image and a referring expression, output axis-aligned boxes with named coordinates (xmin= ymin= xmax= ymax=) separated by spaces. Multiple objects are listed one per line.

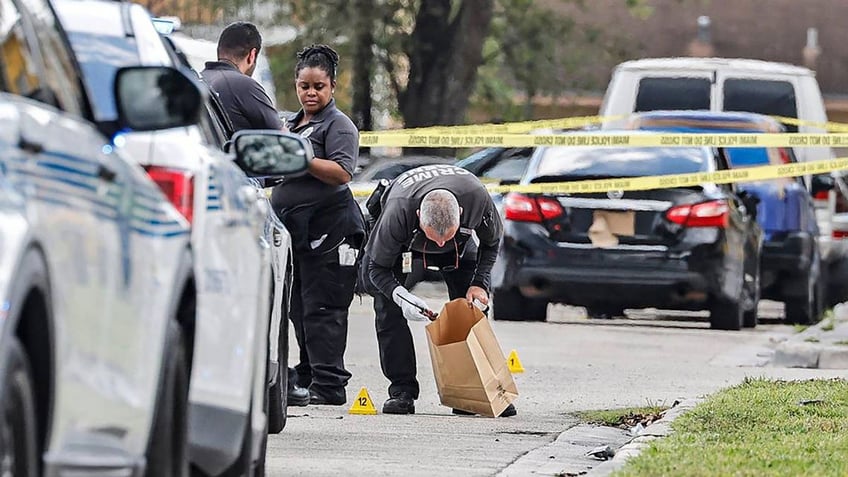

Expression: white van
xmin=599 ymin=57 xmax=832 ymax=163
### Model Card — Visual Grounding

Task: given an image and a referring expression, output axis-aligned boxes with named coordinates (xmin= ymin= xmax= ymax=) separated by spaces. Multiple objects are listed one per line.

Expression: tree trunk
xmin=399 ymin=0 xmax=494 ymax=154
xmin=352 ymin=0 xmax=375 ymax=153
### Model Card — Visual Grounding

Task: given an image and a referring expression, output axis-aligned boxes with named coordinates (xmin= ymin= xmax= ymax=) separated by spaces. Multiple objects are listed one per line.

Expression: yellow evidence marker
xmin=348 ymin=387 xmax=378 ymax=415
xmin=507 ymin=349 xmax=525 ymax=373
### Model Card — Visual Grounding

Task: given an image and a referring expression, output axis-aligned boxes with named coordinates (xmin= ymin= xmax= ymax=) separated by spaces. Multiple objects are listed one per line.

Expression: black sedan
xmin=491 ymin=142 xmax=763 ymax=330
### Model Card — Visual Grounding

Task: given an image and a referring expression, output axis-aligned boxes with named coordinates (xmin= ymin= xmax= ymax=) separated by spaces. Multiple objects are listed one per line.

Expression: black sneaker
xmin=287 ymin=384 xmax=310 ymax=407
xmin=452 ymin=404 xmax=517 ymax=417
xmin=382 ymin=392 xmax=416 ymax=414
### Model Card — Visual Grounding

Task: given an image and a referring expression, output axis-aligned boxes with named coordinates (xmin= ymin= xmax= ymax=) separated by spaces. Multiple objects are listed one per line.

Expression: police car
xmin=53 ymin=0 xmax=300 ymax=473
xmin=0 ymin=0 xmax=207 ymax=470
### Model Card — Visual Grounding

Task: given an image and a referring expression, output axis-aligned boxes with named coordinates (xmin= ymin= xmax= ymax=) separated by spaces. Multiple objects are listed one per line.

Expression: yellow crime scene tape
xmin=373 ymin=115 xmax=621 ymax=135
xmin=367 ymin=114 xmax=848 ymax=138
xmin=347 ymin=114 xmax=848 ymax=198
xmin=485 ymin=157 xmax=848 ymax=195
xmin=359 ymin=132 xmax=848 ymax=148
xmin=349 ymin=158 xmax=848 ymax=198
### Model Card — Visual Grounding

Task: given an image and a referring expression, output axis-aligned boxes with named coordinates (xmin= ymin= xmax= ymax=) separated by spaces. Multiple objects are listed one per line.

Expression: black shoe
xmin=382 ymin=392 xmax=415 ymax=415
xmin=309 ymin=390 xmax=346 ymax=406
xmin=452 ymin=404 xmax=517 ymax=417
xmin=287 ymin=384 xmax=310 ymax=407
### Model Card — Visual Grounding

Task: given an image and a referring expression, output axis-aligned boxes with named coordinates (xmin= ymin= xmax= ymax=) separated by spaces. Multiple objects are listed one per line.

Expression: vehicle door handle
xmin=97 ymin=164 xmax=117 ymax=183
xmin=18 ymin=135 xmax=44 ymax=154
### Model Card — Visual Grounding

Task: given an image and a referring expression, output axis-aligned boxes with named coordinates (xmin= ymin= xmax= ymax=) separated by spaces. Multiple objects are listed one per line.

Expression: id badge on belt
xmin=402 ymin=251 xmax=412 ymax=273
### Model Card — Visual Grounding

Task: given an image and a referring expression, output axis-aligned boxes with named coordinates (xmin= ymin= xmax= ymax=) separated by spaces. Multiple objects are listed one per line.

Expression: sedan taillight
xmin=504 ymin=193 xmax=563 ymax=222
xmin=145 ymin=166 xmax=194 ymax=223
xmin=665 ymin=200 xmax=729 ymax=228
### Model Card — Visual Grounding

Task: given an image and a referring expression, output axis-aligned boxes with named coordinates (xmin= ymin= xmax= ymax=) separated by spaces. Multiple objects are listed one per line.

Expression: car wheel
xmin=146 ymin=320 xmax=189 ymax=477
xmin=586 ymin=306 xmax=625 ymax=319
xmin=785 ymin=252 xmax=823 ymax=325
xmin=0 ymin=339 xmax=38 ymax=477
xmin=825 ymin=255 xmax=848 ymax=308
xmin=268 ymin=286 xmax=288 ymax=434
xmin=709 ymin=297 xmax=743 ymax=331
xmin=492 ymin=288 xmax=547 ymax=321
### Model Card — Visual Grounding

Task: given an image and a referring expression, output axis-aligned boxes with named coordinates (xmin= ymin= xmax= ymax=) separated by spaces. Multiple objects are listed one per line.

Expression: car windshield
xmin=66 ymin=31 xmax=138 ymax=121
xmin=533 ymin=146 xmax=710 ymax=180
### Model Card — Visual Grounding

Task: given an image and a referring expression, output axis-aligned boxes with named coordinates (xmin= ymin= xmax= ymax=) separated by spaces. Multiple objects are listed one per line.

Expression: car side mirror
xmin=114 ymin=66 xmax=201 ymax=132
xmin=811 ymin=174 xmax=835 ymax=196
xmin=232 ymin=130 xmax=313 ymax=178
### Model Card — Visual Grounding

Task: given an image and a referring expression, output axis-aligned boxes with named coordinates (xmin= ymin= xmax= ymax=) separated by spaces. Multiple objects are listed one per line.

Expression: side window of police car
xmin=17 ymin=0 xmax=86 ymax=114
xmin=0 ymin=0 xmax=47 ymax=99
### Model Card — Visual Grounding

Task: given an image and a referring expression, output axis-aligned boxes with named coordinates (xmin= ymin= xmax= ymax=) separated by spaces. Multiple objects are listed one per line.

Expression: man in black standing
xmin=201 ymin=21 xmax=311 ymax=407
xmin=361 ymin=164 xmax=515 ymax=416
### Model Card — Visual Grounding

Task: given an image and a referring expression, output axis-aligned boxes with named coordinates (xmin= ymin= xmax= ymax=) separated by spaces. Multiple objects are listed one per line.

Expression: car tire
xmin=492 ymin=288 xmax=547 ymax=321
xmin=0 ymin=339 xmax=39 ymax=477
xmin=146 ymin=320 xmax=190 ymax=477
xmin=742 ymin=276 xmax=760 ymax=328
xmin=825 ymin=256 xmax=848 ymax=308
xmin=268 ymin=286 xmax=288 ymax=434
xmin=709 ymin=297 xmax=743 ymax=331
xmin=785 ymin=252 xmax=823 ymax=325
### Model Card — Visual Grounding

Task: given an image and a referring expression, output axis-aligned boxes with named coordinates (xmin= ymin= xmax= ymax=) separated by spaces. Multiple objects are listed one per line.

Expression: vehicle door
xmin=191 ymin=97 xmax=267 ymax=413
xmin=7 ymin=0 xmax=136 ymax=449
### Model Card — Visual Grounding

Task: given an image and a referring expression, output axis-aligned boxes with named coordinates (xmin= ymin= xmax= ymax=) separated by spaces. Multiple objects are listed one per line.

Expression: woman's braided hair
xmin=295 ymin=44 xmax=339 ymax=83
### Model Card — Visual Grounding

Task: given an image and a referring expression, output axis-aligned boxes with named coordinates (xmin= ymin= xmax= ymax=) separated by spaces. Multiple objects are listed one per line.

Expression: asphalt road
xmin=266 ymin=282 xmax=845 ymax=476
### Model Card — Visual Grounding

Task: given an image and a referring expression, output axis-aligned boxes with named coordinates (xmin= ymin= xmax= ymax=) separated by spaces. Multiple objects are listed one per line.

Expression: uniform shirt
xmin=366 ymin=164 xmax=503 ymax=297
xmin=201 ymin=61 xmax=282 ymax=131
xmin=271 ymin=99 xmax=359 ymax=210
xmin=270 ymin=99 xmax=363 ymax=254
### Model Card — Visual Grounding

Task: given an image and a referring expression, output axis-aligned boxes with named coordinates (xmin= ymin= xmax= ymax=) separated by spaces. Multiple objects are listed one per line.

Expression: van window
xmin=635 ymin=77 xmax=711 ymax=112
xmin=723 ymin=79 xmax=798 ymax=132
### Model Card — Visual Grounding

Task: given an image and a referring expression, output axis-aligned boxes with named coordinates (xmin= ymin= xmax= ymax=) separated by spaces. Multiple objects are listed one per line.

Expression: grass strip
xmin=614 ymin=378 xmax=848 ymax=477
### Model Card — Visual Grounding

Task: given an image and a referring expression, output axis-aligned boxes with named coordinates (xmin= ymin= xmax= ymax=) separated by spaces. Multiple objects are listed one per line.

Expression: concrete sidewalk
xmin=771 ymin=304 xmax=848 ymax=369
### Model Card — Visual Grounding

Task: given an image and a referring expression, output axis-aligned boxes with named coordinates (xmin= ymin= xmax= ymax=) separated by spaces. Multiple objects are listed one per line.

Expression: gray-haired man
xmin=361 ymin=164 xmax=514 ymax=416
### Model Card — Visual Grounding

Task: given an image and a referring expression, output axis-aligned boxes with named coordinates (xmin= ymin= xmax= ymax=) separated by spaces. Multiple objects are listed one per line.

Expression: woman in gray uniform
xmin=271 ymin=45 xmax=365 ymax=405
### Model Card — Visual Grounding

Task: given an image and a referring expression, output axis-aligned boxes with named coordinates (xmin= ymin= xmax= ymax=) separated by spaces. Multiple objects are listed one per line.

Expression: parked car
xmin=491 ymin=132 xmax=763 ymax=330
xmin=160 ymin=28 xmax=299 ymax=443
xmin=628 ymin=110 xmax=826 ymax=324
xmin=456 ymin=147 xmax=534 ymax=214
xmin=0 ymin=0 xmax=209 ymax=472
xmin=53 ymin=1 xmax=300 ymax=474
xmin=598 ymin=57 xmax=848 ymax=287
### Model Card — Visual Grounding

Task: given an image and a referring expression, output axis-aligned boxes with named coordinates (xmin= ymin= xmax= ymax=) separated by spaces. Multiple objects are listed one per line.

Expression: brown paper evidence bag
xmin=425 ymin=299 xmax=519 ymax=417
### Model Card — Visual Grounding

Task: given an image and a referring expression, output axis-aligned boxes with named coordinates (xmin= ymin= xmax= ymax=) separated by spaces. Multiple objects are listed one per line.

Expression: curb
xmin=771 ymin=305 xmax=848 ymax=369
xmin=587 ymin=398 xmax=702 ymax=476
xmin=772 ymin=341 xmax=848 ymax=369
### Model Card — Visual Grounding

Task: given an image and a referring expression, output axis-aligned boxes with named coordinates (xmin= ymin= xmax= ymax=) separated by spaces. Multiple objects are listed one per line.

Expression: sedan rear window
xmin=534 ymin=147 xmax=710 ymax=180
xmin=635 ymin=77 xmax=711 ymax=112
